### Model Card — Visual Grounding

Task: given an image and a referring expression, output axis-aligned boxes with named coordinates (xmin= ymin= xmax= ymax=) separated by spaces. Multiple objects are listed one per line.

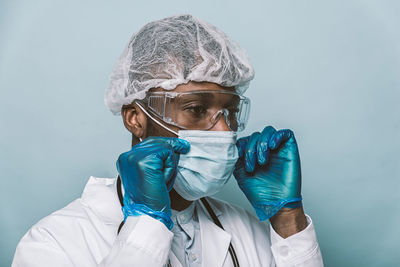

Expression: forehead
xmin=150 ymin=81 xmax=235 ymax=93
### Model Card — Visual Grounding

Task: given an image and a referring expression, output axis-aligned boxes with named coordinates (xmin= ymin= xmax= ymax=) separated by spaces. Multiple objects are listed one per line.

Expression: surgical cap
xmin=105 ymin=14 xmax=255 ymax=115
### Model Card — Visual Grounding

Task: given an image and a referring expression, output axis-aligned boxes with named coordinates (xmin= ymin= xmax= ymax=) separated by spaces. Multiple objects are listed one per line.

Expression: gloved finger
xmin=257 ymin=126 xmax=276 ymax=165
xmin=245 ymin=132 xmax=260 ymax=172
xmin=268 ymin=129 xmax=294 ymax=150
xmin=146 ymin=136 xmax=191 ymax=154
xmin=163 ymin=149 xmax=179 ymax=191
xmin=150 ymin=143 xmax=179 ymax=188
xmin=236 ymin=136 xmax=250 ymax=158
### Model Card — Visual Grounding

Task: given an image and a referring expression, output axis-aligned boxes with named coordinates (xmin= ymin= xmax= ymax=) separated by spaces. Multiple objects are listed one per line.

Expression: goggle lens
xmin=145 ymin=90 xmax=250 ymax=132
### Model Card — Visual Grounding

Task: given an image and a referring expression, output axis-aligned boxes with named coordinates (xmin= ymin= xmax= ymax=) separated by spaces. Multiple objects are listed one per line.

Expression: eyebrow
xmin=178 ymin=92 xmax=214 ymax=103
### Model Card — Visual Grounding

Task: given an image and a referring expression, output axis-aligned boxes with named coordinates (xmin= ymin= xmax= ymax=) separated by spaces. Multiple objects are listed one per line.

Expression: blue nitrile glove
xmin=234 ymin=126 xmax=302 ymax=221
xmin=116 ymin=137 xmax=190 ymax=230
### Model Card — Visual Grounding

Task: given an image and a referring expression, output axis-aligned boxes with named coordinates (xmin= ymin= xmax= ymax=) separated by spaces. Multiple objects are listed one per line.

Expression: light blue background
xmin=1 ymin=1 xmax=399 ymax=266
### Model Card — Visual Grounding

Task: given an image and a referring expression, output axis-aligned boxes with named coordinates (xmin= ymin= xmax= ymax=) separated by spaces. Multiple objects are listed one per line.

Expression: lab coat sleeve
xmin=99 ymin=215 xmax=173 ymax=266
xmin=12 ymin=226 xmax=75 ymax=267
xmin=13 ymin=215 xmax=173 ymax=267
xmin=269 ymin=214 xmax=324 ymax=267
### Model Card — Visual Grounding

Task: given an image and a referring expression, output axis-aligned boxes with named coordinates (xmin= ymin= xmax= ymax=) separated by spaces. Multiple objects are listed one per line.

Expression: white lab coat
xmin=13 ymin=176 xmax=323 ymax=267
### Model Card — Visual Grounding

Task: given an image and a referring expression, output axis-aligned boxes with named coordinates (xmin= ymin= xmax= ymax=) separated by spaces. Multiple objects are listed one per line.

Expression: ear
xmin=121 ymin=103 xmax=147 ymax=139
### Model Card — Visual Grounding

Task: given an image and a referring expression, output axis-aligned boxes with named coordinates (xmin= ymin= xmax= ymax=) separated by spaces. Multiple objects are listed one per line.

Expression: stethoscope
xmin=116 ymin=176 xmax=240 ymax=267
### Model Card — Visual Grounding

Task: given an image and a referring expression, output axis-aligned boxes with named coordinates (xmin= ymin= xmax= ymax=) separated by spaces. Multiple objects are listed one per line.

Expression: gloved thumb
xmin=158 ymin=137 xmax=190 ymax=191
xmin=159 ymin=137 xmax=191 ymax=154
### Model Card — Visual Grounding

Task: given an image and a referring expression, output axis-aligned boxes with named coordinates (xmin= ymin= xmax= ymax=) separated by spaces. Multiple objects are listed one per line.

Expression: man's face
xmin=121 ymin=81 xmax=239 ymax=143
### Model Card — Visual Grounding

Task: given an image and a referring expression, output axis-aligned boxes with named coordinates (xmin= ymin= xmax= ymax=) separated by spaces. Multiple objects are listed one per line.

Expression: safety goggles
xmin=141 ymin=90 xmax=251 ymax=132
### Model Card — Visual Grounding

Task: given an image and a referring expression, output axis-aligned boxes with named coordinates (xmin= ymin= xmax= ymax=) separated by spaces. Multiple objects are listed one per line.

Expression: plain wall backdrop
xmin=1 ymin=0 xmax=399 ymax=266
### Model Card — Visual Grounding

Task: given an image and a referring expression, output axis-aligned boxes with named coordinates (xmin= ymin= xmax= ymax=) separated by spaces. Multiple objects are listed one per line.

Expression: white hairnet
xmin=105 ymin=14 xmax=255 ymax=115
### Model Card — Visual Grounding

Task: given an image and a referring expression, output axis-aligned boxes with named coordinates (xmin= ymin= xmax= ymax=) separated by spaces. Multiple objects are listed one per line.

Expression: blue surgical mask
xmin=174 ymin=130 xmax=239 ymax=201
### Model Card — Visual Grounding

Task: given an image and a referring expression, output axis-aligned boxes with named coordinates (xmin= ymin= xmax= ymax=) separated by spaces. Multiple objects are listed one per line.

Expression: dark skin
xmin=121 ymin=81 xmax=307 ymax=238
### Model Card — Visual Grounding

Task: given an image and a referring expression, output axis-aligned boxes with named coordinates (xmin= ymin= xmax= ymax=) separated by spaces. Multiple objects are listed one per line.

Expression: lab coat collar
xmin=196 ymin=199 xmax=231 ymax=267
xmin=80 ymin=176 xmax=123 ymax=225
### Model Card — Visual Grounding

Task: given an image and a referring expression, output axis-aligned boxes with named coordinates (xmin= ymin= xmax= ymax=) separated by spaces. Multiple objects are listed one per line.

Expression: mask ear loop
xmin=135 ymin=101 xmax=179 ymax=136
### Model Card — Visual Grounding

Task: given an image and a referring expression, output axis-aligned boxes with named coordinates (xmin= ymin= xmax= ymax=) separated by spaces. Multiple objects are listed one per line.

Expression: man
xmin=13 ymin=14 xmax=323 ymax=266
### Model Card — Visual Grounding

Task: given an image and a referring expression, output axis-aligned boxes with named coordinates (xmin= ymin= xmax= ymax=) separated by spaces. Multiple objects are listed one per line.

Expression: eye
xmin=184 ymin=105 xmax=208 ymax=117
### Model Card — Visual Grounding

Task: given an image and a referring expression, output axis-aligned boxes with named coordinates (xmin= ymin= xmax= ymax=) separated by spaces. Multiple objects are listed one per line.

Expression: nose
xmin=209 ymin=112 xmax=230 ymax=131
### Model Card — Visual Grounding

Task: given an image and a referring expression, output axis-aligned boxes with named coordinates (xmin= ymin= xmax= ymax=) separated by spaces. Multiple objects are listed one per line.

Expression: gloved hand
xmin=116 ymin=137 xmax=190 ymax=230
xmin=234 ymin=126 xmax=302 ymax=221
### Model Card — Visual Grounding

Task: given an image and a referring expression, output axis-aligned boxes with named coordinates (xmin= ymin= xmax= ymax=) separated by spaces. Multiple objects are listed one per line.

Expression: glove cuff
xmin=253 ymin=196 xmax=303 ymax=221
xmin=122 ymin=204 xmax=174 ymax=230
xmin=283 ymin=199 xmax=303 ymax=209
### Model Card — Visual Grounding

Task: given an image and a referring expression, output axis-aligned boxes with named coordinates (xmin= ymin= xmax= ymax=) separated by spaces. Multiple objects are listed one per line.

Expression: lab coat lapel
xmin=81 ymin=176 xmax=123 ymax=247
xmin=197 ymin=201 xmax=231 ymax=267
